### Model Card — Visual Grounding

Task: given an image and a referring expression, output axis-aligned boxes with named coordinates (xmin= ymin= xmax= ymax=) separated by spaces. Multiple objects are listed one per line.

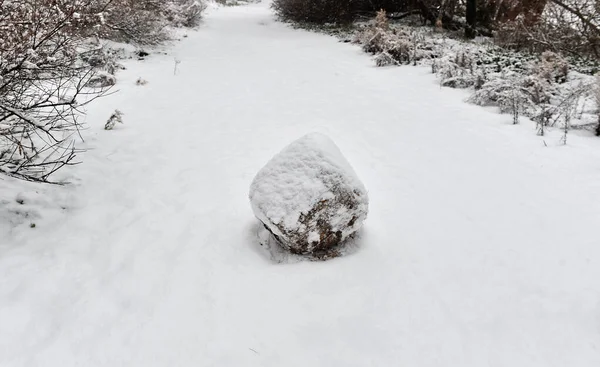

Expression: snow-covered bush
xmin=164 ymin=0 xmax=206 ymax=28
xmin=61 ymin=0 xmax=206 ymax=45
xmin=351 ymin=10 xmax=599 ymax=136
xmin=468 ymin=75 xmax=536 ymax=124
xmin=536 ymin=51 xmax=569 ymax=84
xmin=354 ymin=11 xmax=437 ymax=67
xmin=0 ymin=1 xmax=109 ymax=182
xmin=105 ymin=110 xmax=124 ymax=130
xmin=249 ymin=133 xmax=369 ymax=260
xmin=71 ymin=0 xmax=169 ymax=45
xmin=433 ymin=50 xmax=484 ymax=89
xmin=0 ymin=0 xmax=206 ymax=182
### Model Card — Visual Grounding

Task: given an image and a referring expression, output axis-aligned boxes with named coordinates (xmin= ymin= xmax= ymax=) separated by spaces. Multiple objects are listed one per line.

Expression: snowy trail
xmin=2 ymin=2 xmax=600 ymax=366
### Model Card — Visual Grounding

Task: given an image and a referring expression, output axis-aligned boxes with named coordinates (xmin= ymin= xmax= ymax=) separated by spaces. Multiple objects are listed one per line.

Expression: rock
xmin=249 ymin=133 xmax=368 ymax=258
xmin=86 ymin=72 xmax=116 ymax=88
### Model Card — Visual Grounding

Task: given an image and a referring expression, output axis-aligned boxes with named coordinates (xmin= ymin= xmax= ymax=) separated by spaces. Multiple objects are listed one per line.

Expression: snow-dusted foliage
xmin=353 ymin=13 xmax=598 ymax=135
xmin=66 ymin=0 xmax=206 ymax=45
xmin=469 ymin=76 xmax=535 ymax=124
xmin=467 ymin=52 xmax=594 ymax=131
xmin=164 ymin=0 xmax=207 ymax=28
xmin=249 ymin=133 xmax=368 ymax=259
xmin=0 ymin=0 xmax=206 ymax=182
xmin=354 ymin=11 xmax=435 ymax=67
xmin=104 ymin=110 xmax=124 ymax=130
xmin=0 ymin=1 xmax=109 ymax=182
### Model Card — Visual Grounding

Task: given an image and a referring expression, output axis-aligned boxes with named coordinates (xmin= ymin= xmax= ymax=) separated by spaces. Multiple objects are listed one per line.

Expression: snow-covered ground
xmin=2 ymin=2 xmax=600 ymax=366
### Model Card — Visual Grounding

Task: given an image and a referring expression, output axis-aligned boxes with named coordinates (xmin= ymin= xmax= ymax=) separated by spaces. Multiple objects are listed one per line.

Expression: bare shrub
xmin=354 ymin=11 xmax=437 ymax=66
xmin=64 ymin=0 xmax=206 ymax=45
xmin=104 ymin=110 xmax=123 ymax=130
xmin=0 ymin=0 xmax=110 ymax=182
xmin=1 ymin=0 xmax=206 ymax=182
xmin=163 ymin=0 xmax=207 ymax=28
xmin=73 ymin=0 xmax=170 ymax=45
xmin=496 ymin=0 xmax=600 ymax=58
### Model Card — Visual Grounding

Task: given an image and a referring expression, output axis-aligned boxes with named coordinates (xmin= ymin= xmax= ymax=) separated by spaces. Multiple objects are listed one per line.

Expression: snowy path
xmin=2 ymin=2 xmax=600 ymax=366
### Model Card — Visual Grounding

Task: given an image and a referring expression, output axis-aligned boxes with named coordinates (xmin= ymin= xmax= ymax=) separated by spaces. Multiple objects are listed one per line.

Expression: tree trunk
xmin=465 ymin=0 xmax=477 ymax=38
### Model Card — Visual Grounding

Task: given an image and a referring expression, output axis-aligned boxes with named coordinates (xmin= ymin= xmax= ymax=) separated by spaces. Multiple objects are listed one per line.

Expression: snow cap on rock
xmin=249 ymin=132 xmax=368 ymax=258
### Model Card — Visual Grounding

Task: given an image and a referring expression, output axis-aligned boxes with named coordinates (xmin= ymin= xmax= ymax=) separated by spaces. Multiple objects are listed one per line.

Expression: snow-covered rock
xmin=249 ymin=133 xmax=368 ymax=258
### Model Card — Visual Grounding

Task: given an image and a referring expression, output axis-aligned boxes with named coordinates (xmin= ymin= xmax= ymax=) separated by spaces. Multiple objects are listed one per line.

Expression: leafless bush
xmin=62 ymin=0 xmax=206 ymax=45
xmin=0 ymin=0 xmax=110 ymax=183
xmin=1 ymin=0 xmax=206 ymax=182
xmin=164 ymin=0 xmax=206 ymax=28
xmin=69 ymin=0 xmax=169 ymax=45
xmin=104 ymin=109 xmax=123 ymax=130
xmin=496 ymin=0 xmax=600 ymax=58
xmin=354 ymin=11 xmax=436 ymax=66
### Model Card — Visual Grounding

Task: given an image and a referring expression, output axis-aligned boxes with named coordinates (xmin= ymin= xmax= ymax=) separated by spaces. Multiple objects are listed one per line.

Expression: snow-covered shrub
xmin=354 ymin=10 xmax=599 ymax=134
xmin=249 ymin=133 xmax=369 ymax=260
xmin=354 ymin=12 xmax=437 ymax=67
xmin=0 ymin=0 xmax=109 ymax=182
xmin=215 ymin=0 xmax=251 ymax=6
xmin=536 ymin=51 xmax=569 ymax=84
xmin=105 ymin=110 xmax=124 ymax=130
xmin=79 ymin=40 xmax=127 ymax=72
xmin=374 ymin=52 xmax=398 ymax=67
xmin=433 ymin=51 xmax=483 ymax=89
xmin=468 ymin=75 xmax=536 ymax=124
xmin=1 ymin=0 xmax=205 ymax=183
xmin=66 ymin=0 xmax=206 ymax=45
xmin=77 ymin=0 xmax=170 ymax=45
xmin=164 ymin=0 xmax=207 ymax=28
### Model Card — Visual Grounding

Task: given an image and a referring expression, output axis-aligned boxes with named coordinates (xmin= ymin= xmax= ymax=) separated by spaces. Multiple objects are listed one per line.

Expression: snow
xmin=249 ymin=132 xmax=368 ymax=236
xmin=1 ymin=1 xmax=600 ymax=366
